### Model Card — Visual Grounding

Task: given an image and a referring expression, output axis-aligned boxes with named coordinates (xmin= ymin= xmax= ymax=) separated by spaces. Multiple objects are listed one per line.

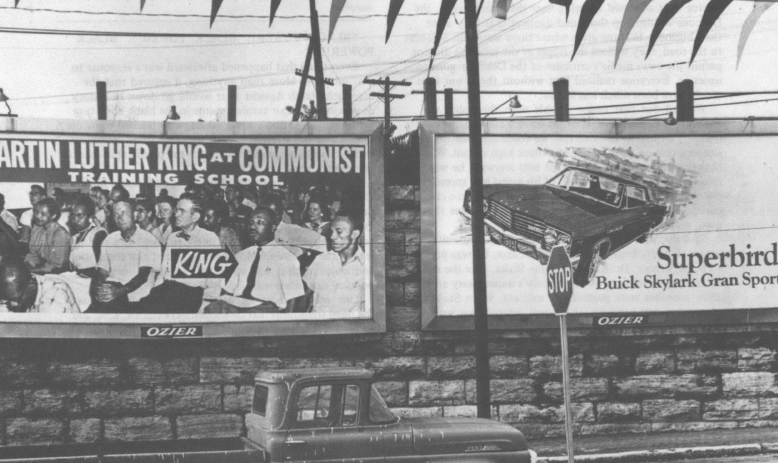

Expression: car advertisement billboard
xmin=0 ymin=119 xmax=385 ymax=338
xmin=420 ymin=120 xmax=778 ymax=329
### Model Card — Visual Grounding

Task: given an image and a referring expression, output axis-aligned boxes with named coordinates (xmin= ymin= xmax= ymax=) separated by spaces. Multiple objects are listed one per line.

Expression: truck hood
xmin=404 ymin=417 xmax=529 ymax=454
xmin=483 ymin=184 xmax=619 ymax=232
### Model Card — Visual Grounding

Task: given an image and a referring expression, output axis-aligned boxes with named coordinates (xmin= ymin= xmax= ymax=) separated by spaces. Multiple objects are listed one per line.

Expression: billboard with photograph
xmin=420 ymin=120 xmax=778 ymax=330
xmin=0 ymin=119 xmax=385 ymax=338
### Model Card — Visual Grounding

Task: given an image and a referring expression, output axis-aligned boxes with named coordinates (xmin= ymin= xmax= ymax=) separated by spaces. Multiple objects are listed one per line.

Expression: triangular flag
xmin=328 ymin=0 xmax=347 ymax=43
xmin=737 ymin=2 xmax=772 ymax=68
xmin=615 ymin=0 xmax=654 ymax=67
xmin=386 ymin=0 xmax=405 ymax=43
xmin=492 ymin=0 xmax=513 ymax=19
xmin=549 ymin=0 xmax=573 ymax=21
xmin=690 ymin=0 xmax=733 ymax=65
xmin=572 ymin=0 xmax=605 ymax=60
xmin=210 ymin=0 xmax=224 ymax=27
xmin=140 ymin=0 xmax=146 ymax=12
xmin=14 ymin=0 xmax=19 ymax=6
xmin=270 ymin=0 xmax=282 ymax=27
xmin=433 ymin=0 xmax=458 ymax=53
xmin=646 ymin=0 xmax=692 ymax=58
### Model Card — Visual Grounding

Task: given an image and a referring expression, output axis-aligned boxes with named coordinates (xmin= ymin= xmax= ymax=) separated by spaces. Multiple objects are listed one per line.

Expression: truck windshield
xmin=369 ymin=385 xmax=397 ymax=424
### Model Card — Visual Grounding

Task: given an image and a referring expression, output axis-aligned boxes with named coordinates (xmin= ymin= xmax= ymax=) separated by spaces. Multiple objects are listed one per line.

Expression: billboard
xmin=420 ymin=120 xmax=778 ymax=330
xmin=0 ymin=119 xmax=385 ymax=338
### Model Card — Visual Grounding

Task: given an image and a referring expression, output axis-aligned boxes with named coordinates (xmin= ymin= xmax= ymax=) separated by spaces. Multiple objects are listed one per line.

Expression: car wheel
xmin=574 ymin=240 xmax=608 ymax=287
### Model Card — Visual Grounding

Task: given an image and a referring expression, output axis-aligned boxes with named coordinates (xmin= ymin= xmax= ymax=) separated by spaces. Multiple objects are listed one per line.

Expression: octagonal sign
xmin=547 ymin=246 xmax=573 ymax=314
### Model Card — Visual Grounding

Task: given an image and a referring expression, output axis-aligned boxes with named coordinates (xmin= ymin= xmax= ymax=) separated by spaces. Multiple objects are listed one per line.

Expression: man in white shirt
xmin=91 ymin=200 xmax=161 ymax=313
xmin=204 ymin=206 xmax=304 ymax=313
xmin=303 ymin=208 xmax=366 ymax=314
xmin=135 ymin=194 xmax=220 ymax=313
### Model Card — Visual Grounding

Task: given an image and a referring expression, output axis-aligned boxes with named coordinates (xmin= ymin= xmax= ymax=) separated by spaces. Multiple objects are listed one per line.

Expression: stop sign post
xmin=547 ymin=246 xmax=575 ymax=463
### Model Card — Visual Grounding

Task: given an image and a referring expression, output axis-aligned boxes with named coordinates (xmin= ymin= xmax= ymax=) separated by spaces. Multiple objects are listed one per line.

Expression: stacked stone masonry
xmin=1 ymin=181 xmax=778 ymax=445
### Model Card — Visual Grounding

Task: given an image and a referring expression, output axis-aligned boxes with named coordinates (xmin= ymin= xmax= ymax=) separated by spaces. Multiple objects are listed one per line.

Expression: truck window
xmin=369 ymin=385 xmax=396 ymax=424
xmin=253 ymin=385 xmax=268 ymax=416
xmin=296 ymin=385 xmax=332 ymax=425
xmin=342 ymin=385 xmax=359 ymax=426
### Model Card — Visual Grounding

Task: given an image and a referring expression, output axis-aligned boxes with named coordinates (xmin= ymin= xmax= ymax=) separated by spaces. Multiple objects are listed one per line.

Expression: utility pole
xmin=364 ymin=76 xmax=411 ymax=154
xmin=364 ymin=76 xmax=411 ymax=130
xmin=464 ymin=0 xmax=491 ymax=419
xmin=309 ymin=0 xmax=327 ymax=119
xmin=292 ymin=41 xmax=333 ymax=121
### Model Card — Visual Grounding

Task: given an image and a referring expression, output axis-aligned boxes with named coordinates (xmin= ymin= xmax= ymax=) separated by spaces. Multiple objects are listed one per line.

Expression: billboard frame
xmin=0 ymin=118 xmax=386 ymax=338
xmin=419 ymin=119 xmax=778 ymax=331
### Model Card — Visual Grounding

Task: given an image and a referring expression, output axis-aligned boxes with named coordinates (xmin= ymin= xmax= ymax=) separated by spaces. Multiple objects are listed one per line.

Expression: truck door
xmin=282 ymin=382 xmax=382 ymax=462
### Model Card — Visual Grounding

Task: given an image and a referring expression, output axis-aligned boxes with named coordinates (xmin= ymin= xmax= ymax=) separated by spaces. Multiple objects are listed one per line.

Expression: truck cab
xmin=248 ymin=367 xmax=536 ymax=462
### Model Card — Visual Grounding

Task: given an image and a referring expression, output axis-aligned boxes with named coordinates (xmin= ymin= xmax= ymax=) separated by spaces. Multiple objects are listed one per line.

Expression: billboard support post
xmin=553 ymin=78 xmax=570 ymax=122
xmin=444 ymin=88 xmax=454 ymax=120
xmin=424 ymin=77 xmax=438 ymax=120
xmin=677 ymin=79 xmax=694 ymax=122
xmin=96 ymin=81 xmax=107 ymax=121
xmin=227 ymin=85 xmax=237 ymax=122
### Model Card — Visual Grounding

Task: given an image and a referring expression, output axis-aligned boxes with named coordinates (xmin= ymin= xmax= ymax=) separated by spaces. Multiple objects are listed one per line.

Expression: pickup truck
xmin=0 ymin=367 xmax=538 ymax=463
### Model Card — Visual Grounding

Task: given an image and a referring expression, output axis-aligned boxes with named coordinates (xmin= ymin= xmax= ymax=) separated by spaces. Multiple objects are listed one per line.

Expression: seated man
xmin=91 ymin=200 xmax=161 ymax=313
xmin=18 ymin=184 xmax=46 ymax=244
xmin=135 ymin=194 xmax=220 ymax=313
xmin=25 ymin=197 xmax=70 ymax=274
xmin=0 ymin=257 xmax=79 ymax=313
xmin=303 ymin=207 xmax=365 ymax=314
xmin=133 ymin=197 xmax=157 ymax=233
xmin=201 ymin=199 xmax=242 ymax=255
xmin=260 ymin=193 xmax=327 ymax=271
xmin=205 ymin=206 xmax=304 ymax=313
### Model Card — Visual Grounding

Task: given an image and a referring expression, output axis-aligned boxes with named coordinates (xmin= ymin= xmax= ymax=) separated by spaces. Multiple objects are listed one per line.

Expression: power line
xmin=0 ymin=26 xmax=309 ymax=38
xmin=1 ymin=6 xmax=447 ymax=20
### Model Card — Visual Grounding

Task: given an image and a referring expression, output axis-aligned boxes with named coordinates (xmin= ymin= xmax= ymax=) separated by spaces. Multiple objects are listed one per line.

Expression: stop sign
xmin=547 ymin=246 xmax=573 ymax=314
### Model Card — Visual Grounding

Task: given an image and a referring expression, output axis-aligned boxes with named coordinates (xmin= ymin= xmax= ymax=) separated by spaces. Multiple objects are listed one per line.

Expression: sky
xmin=1 ymin=0 xmax=778 ymax=127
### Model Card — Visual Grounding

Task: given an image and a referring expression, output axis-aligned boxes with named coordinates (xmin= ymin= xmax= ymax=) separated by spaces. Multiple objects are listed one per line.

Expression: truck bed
xmin=0 ymin=438 xmax=264 ymax=463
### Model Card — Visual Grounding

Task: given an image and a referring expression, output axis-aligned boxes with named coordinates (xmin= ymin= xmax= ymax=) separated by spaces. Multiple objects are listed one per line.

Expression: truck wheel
xmin=574 ymin=240 xmax=608 ymax=287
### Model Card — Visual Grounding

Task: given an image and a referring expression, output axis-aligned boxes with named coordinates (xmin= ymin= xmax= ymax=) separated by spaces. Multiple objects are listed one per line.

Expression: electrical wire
xmin=0 ymin=26 xmax=308 ymax=38
xmin=0 ymin=6 xmax=447 ymax=20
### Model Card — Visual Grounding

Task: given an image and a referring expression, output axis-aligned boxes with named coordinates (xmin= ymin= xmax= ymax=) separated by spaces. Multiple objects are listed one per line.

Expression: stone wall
xmin=2 ymin=149 xmax=778 ymax=446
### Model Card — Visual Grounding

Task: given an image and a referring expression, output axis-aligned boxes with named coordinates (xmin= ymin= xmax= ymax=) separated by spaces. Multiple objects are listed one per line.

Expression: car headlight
xmin=529 ymin=449 xmax=538 ymax=463
xmin=558 ymin=233 xmax=572 ymax=247
xmin=543 ymin=228 xmax=558 ymax=246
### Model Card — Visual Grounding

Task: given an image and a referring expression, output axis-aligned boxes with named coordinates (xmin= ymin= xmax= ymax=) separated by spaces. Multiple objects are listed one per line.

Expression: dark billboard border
xmin=0 ymin=119 xmax=386 ymax=338
xmin=419 ymin=120 xmax=778 ymax=331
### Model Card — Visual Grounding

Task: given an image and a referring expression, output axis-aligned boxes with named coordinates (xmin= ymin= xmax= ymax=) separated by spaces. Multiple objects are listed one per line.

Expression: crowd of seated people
xmin=0 ymin=182 xmax=365 ymax=316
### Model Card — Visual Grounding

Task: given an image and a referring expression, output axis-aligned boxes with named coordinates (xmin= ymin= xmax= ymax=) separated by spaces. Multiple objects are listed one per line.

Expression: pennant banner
xmin=572 ymin=0 xmax=605 ymax=59
xmin=386 ymin=0 xmax=405 ymax=42
xmin=210 ymin=0 xmax=224 ymax=27
xmin=493 ymin=0 xmax=514 ymax=19
xmin=737 ymin=1 xmax=773 ymax=67
xmin=691 ymin=0 xmax=734 ymax=64
xmin=646 ymin=0 xmax=692 ymax=58
xmin=549 ymin=0 xmax=573 ymax=21
xmin=433 ymin=0 xmax=458 ymax=53
xmin=140 ymin=0 xmax=146 ymax=12
xmin=328 ymin=0 xmax=348 ymax=43
xmin=270 ymin=0 xmax=282 ymax=26
xmin=615 ymin=0 xmax=655 ymax=66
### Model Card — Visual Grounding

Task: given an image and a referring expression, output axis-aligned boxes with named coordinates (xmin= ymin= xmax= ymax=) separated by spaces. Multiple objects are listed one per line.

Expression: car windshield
xmin=369 ymin=385 xmax=397 ymax=424
xmin=547 ymin=169 xmax=624 ymax=207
